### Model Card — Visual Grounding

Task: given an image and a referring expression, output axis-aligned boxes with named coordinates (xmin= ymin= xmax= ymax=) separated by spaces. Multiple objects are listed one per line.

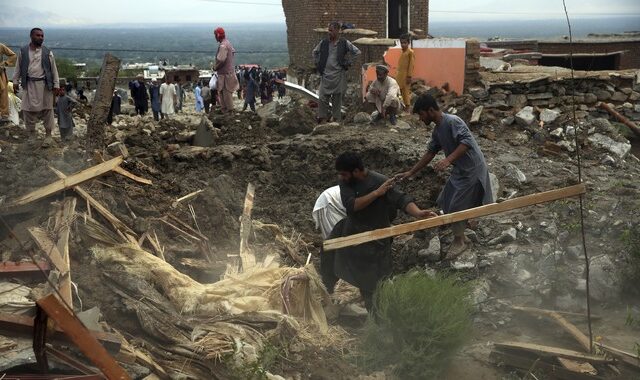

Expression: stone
xmin=589 ymin=255 xmax=620 ymax=302
xmin=527 ymin=92 xmax=553 ymax=100
xmin=594 ymin=89 xmax=611 ymax=101
xmin=469 ymin=87 xmax=489 ymax=99
xmin=471 ymin=279 xmax=491 ymax=309
xmin=312 ymin=122 xmax=341 ymax=135
xmin=501 ymin=116 xmax=515 ymax=126
xmin=601 ymin=155 xmax=616 ymax=166
xmin=489 ymin=172 xmax=499 ymax=202
xmin=192 ymin=117 xmax=217 ymax=147
xmin=629 ymin=91 xmax=640 ymax=101
xmin=106 ymin=141 xmax=129 ymax=158
xmin=550 ymin=128 xmax=564 ymax=138
xmin=588 ymin=133 xmax=631 ymax=159
xmin=470 ymin=106 xmax=483 ymax=124
xmin=540 ymin=109 xmax=561 ymax=124
xmin=635 ymin=104 xmax=640 ymax=113
xmin=77 ymin=307 xmax=104 ymax=332
xmin=610 ymin=92 xmax=628 ymax=102
xmin=515 ymin=106 xmax=536 ymax=127
xmin=395 ymin=120 xmax=412 ymax=130
xmin=516 ymin=269 xmax=532 ymax=282
xmin=418 ymin=236 xmax=441 ymax=262
xmin=508 ymin=94 xmax=528 ymax=108
xmin=488 ymin=227 xmax=517 ymax=245
xmin=620 ymin=87 xmax=632 ymax=95
xmin=622 ymin=102 xmax=633 ymax=109
xmin=566 ymin=125 xmax=576 ymax=136
xmin=353 ymin=112 xmax=372 ymax=124
xmin=590 ymin=118 xmax=615 ymax=135
xmin=506 ymin=163 xmax=527 ymax=184
xmin=451 ymin=251 xmax=477 ymax=270
xmin=583 ymin=93 xmax=598 ymax=103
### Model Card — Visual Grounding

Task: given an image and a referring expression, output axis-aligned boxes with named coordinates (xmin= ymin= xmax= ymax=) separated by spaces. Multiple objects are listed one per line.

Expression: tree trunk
xmin=87 ymin=53 xmax=120 ymax=150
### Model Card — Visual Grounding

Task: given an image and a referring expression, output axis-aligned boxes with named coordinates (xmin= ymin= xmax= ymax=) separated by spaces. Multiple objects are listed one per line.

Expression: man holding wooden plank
xmin=399 ymin=94 xmax=494 ymax=259
xmin=321 ymin=152 xmax=436 ymax=311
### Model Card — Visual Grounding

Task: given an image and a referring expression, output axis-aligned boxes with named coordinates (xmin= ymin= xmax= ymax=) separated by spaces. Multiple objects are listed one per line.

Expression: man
xmin=149 ymin=79 xmax=161 ymax=121
xmin=107 ymin=90 xmax=121 ymax=124
xmin=160 ymin=76 xmax=176 ymax=119
xmin=396 ymin=34 xmax=415 ymax=108
xmin=399 ymin=94 xmax=493 ymax=259
xmin=13 ymin=28 xmax=61 ymax=137
xmin=201 ymin=81 xmax=211 ymax=113
xmin=322 ymin=152 xmax=436 ymax=311
xmin=129 ymin=74 xmax=148 ymax=115
xmin=312 ymin=185 xmax=346 ymax=240
xmin=0 ymin=43 xmax=17 ymax=121
xmin=194 ymin=82 xmax=203 ymax=112
xmin=312 ymin=21 xmax=360 ymax=123
xmin=213 ymin=27 xmax=239 ymax=113
xmin=365 ymin=65 xmax=402 ymax=125
xmin=175 ymin=78 xmax=184 ymax=112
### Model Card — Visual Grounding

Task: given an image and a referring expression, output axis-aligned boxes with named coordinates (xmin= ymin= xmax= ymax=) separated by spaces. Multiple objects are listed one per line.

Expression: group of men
xmin=313 ymin=23 xmax=416 ymax=125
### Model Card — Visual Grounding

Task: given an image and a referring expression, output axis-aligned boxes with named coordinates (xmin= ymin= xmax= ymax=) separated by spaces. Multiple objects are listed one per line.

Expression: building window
xmin=388 ymin=0 xmax=409 ymax=38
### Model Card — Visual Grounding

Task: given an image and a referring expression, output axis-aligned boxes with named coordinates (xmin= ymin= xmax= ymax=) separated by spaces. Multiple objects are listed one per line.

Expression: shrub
xmin=357 ymin=271 xmax=473 ymax=379
xmin=621 ymin=223 xmax=640 ymax=296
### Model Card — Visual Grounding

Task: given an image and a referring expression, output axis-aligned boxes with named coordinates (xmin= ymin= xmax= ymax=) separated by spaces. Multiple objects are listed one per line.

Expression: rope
xmin=562 ymin=0 xmax=594 ymax=353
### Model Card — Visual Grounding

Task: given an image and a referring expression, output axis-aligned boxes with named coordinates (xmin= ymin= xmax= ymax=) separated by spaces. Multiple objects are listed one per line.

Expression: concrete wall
xmin=282 ymin=0 xmax=429 ymax=73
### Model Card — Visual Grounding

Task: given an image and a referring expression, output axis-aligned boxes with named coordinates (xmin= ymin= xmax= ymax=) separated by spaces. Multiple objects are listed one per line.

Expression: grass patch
xmin=356 ymin=270 xmax=473 ymax=379
xmin=621 ymin=223 xmax=640 ymax=296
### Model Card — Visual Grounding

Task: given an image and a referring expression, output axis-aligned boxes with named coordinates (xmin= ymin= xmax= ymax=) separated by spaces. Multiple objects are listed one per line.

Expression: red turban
xmin=214 ymin=27 xmax=225 ymax=41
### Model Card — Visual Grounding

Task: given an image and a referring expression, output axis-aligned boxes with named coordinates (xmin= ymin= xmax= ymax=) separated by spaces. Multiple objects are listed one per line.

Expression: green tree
xmin=55 ymin=57 xmax=78 ymax=84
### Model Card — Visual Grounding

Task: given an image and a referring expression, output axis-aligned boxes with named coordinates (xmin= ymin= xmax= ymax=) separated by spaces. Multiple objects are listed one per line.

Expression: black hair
xmin=30 ymin=28 xmax=43 ymax=36
xmin=335 ymin=152 xmax=364 ymax=172
xmin=399 ymin=33 xmax=411 ymax=42
xmin=412 ymin=94 xmax=440 ymax=114
xmin=328 ymin=21 xmax=341 ymax=30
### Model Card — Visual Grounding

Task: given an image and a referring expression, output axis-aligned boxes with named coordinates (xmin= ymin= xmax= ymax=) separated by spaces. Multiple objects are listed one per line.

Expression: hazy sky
xmin=0 ymin=0 xmax=638 ymax=26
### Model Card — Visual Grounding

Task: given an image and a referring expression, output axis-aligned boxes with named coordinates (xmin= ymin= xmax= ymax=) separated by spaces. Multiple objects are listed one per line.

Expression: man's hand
xmin=434 ymin=158 xmax=451 ymax=172
xmin=395 ymin=171 xmax=413 ymax=181
xmin=374 ymin=177 xmax=396 ymax=197
xmin=418 ymin=210 xmax=438 ymax=219
xmin=371 ymin=88 xmax=380 ymax=96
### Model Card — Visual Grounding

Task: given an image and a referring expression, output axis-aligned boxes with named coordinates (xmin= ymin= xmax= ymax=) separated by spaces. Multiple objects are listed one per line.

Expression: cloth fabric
xmin=313 ymin=38 xmax=360 ymax=96
xmin=0 ymin=43 xmax=17 ymax=117
xmin=149 ymin=84 xmax=160 ymax=113
xmin=19 ymin=45 xmax=53 ymax=91
xmin=365 ymin=76 xmax=403 ymax=113
xmin=130 ymin=80 xmax=148 ymax=115
xmin=396 ymin=48 xmax=415 ymax=107
xmin=13 ymin=45 xmax=59 ymax=112
xmin=312 ymin=186 xmax=347 ymax=240
xmin=201 ymin=85 xmax=211 ymax=101
xmin=160 ymin=82 xmax=176 ymax=115
xmin=216 ymin=39 xmax=239 ymax=112
xmin=195 ymin=86 xmax=203 ymax=112
xmin=55 ymin=94 xmax=76 ymax=131
xmin=7 ymin=82 xmax=21 ymax=125
xmin=428 ymin=113 xmax=494 ymax=214
xmin=23 ymin=109 xmax=54 ymax=134
xmin=321 ymin=171 xmax=414 ymax=297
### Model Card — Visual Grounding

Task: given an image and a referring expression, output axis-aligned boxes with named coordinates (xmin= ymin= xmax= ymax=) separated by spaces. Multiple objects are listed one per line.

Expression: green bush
xmin=621 ymin=223 xmax=640 ymax=296
xmin=55 ymin=57 xmax=78 ymax=83
xmin=357 ymin=271 xmax=473 ymax=379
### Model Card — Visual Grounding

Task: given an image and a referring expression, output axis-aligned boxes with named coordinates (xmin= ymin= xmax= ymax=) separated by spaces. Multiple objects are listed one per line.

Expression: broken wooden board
xmin=512 ymin=306 xmax=601 ymax=320
xmin=558 ymin=357 xmax=598 ymax=375
xmin=238 ymin=183 xmax=257 ymax=272
xmin=8 ymin=156 xmax=124 ymax=208
xmin=490 ymin=348 xmax=605 ymax=380
xmin=171 ymin=189 xmax=204 ymax=208
xmin=36 ymin=294 xmax=131 ymax=380
xmin=0 ymin=312 xmax=121 ymax=354
xmin=53 ymin=198 xmax=76 ymax=308
xmin=113 ymin=166 xmax=153 ymax=185
xmin=50 ymin=166 xmax=137 ymax=238
xmin=494 ymin=341 xmax=612 ymax=364
xmin=28 ymin=227 xmax=66 ymax=274
xmin=324 ymin=183 xmax=586 ymax=251
xmin=595 ymin=342 xmax=640 ymax=370
xmin=512 ymin=306 xmax=591 ymax=351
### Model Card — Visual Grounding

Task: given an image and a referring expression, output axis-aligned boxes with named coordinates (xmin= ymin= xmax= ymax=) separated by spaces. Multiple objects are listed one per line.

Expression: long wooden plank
xmin=513 ymin=306 xmax=592 ymax=351
xmin=490 ymin=349 xmax=605 ymax=380
xmin=28 ymin=227 xmax=66 ymax=273
xmin=36 ymin=294 xmax=131 ymax=380
xmin=113 ymin=166 xmax=153 ymax=185
xmin=494 ymin=341 xmax=612 ymax=364
xmin=239 ymin=183 xmax=257 ymax=272
xmin=9 ymin=156 xmax=124 ymax=207
xmin=324 ymin=183 xmax=586 ymax=251
xmin=50 ymin=166 xmax=137 ymax=238
xmin=54 ymin=197 xmax=76 ymax=308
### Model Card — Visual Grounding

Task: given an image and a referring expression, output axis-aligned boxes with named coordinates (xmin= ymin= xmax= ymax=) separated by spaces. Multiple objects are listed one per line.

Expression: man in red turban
xmin=213 ymin=27 xmax=239 ymax=113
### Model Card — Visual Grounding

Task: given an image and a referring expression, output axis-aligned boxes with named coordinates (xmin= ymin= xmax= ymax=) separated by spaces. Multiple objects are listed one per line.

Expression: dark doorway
xmin=388 ymin=0 xmax=409 ymax=38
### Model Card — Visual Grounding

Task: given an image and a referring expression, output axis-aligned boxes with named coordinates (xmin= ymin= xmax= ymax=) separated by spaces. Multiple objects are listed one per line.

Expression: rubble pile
xmin=0 ymin=64 xmax=639 ymax=379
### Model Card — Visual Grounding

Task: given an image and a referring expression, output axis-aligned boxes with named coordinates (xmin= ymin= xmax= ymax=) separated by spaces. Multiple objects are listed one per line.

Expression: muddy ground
xmin=1 ymin=83 xmax=639 ymax=379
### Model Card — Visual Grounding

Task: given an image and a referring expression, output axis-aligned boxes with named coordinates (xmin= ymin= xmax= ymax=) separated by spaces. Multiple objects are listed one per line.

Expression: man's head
xmin=136 ymin=74 xmax=144 ymax=82
xmin=335 ymin=152 xmax=366 ymax=184
xmin=214 ymin=27 xmax=225 ymax=42
xmin=399 ymin=33 xmax=411 ymax=51
xmin=413 ymin=94 xmax=441 ymax=124
xmin=375 ymin=65 xmax=389 ymax=82
xmin=30 ymin=28 xmax=44 ymax=47
xmin=328 ymin=22 xmax=341 ymax=41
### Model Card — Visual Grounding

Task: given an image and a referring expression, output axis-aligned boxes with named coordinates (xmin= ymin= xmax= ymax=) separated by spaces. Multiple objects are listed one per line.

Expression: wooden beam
xmin=511 ymin=305 xmax=601 ymax=320
xmin=49 ymin=166 xmax=137 ymax=238
xmin=239 ymin=183 xmax=257 ymax=272
xmin=0 ymin=312 xmax=121 ymax=354
xmin=494 ymin=341 xmax=612 ymax=364
xmin=28 ymin=227 xmax=66 ymax=274
xmin=490 ymin=349 xmax=605 ymax=380
xmin=598 ymin=102 xmax=640 ymax=138
xmin=8 ymin=156 xmax=124 ymax=208
xmin=36 ymin=294 xmax=131 ymax=380
xmin=87 ymin=53 xmax=120 ymax=149
xmin=324 ymin=183 xmax=586 ymax=251
xmin=513 ymin=306 xmax=591 ymax=351
xmin=54 ymin=197 xmax=76 ymax=308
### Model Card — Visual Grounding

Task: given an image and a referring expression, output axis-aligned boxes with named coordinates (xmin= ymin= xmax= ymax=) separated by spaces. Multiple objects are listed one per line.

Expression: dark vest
xmin=20 ymin=45 xmax=54 ymax=90
xmin=316 ymin=38 xmax=349 ymax=75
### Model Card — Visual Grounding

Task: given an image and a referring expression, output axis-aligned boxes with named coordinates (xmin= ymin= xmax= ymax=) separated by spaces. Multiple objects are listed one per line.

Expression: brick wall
xmin=537 ymin=40 xmax=640 ymax=70
xmin=282 ymin=0 xmax=429 ymax=74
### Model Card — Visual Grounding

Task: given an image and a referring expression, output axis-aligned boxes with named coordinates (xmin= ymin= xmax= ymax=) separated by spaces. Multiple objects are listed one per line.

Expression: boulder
xmin=508 ymin=94 xmax=528 ymax=108
xmin=594 ymin=89 xmax=611 ymax=101
xmin=515 ymin=106 xmax=536 ymax=127
xmin=588 ymin=133 xmax=631 ymax=159
xmin=488 ymin=227 xmax=517 ymax=245
xmin=418 ymin=236 xmax=441 ymax=262
xmin=610 ymin=91 xmax=628 ymax=102
xmin=540 ymin=109 xmax=560 ymax=124
xmin=589 ymin=255 xmax=620 ymax=302
xmin=469 ymin=87 xmax=489 ymax=99
xmin=353 ymin=112 xmax=372 ymax=124
xmin=506 ymin=163 xmax=527 ymax=184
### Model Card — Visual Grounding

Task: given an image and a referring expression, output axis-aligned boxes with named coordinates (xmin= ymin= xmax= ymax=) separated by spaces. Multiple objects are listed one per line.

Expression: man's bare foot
xmin=445 ymin=239 xmax=468 ymax=260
